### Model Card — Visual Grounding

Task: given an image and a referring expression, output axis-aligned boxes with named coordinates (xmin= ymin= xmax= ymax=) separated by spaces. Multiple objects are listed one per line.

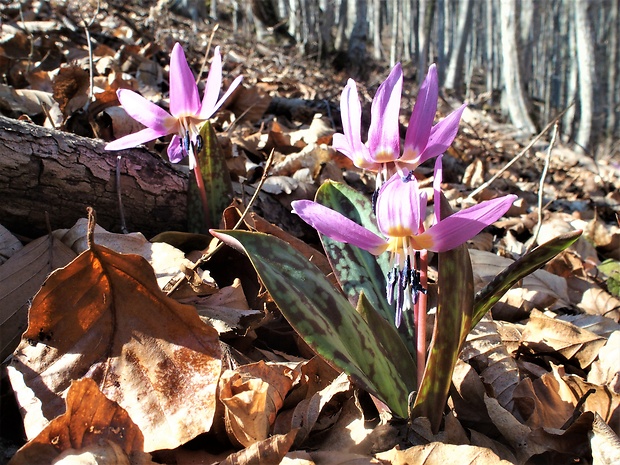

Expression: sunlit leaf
xmin=213 ymin=229 xmax=411 ymax=418
xmin=8 ymin=378 xmax=148 ymax=465
xmin=473 ymin=230 xmax=582 ymax=327
xmin=8 ymin=242 xmax=221 ymax=452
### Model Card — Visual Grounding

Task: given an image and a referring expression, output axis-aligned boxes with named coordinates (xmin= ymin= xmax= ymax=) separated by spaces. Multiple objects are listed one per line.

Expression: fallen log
xmin=0 ymin=115 xmax=189 ymax=239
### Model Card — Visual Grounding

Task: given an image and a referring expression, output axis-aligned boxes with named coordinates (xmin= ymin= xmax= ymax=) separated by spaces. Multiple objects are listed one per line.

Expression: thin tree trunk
xmin=574 ymin=0 xmax=595 ymax=151
xmin=444 ymin=0 xmax=473 ymax=93
xmin=390 ymin=0 xmax=400 ymax=66
xmin=499 ymin=0 xmax=536 ymax=134
xmin=372 ymin=0 xmax=382 ymax=59
xmin=417 ymin=0 xmax=436 ymax=82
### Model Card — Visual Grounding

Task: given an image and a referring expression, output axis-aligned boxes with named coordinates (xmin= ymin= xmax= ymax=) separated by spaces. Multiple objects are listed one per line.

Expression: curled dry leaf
xmin=591 ymin=412 xmax=620 ymax=465
xmin=7 ymin=243 xmax=221 ymax=452
xmin=0 ymin=234 xmax=76 ymax=361
xmin=520 ymin=309 xmax=607 ymax=369
xmin=8 ymin=378 xmax=149 ymax=465
xmin=588 ymin=331 xmax=620 ymax=392
xmin=219 ymin=361 xmax=300 ymax=447
xmin=567 ymin=276 xmax=620 ymax=323
xmin=375 ymin=442 xmax=514 ymax=465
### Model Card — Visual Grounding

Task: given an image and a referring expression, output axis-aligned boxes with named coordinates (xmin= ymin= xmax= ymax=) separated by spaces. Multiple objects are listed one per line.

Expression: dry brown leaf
xmin=375 ymin=442 xmax=513 ymax=465
xmin=591 ymin=412 xmax=620 ymax=465
xmin=461 ymin=319 xmax=520 ymax=412
xmin=273 ymin=372 xmax=352 ymax=447
xmin=217 ymin=428 xmax=298 ymax=465
xmin=520 ymin=309 xmax=607 ymax=369
xmin=7 ymin=243 xmax=221 ymax=452
xmin=219 ymin=361 xmax=299 ymax=447
xmin=588 ymin=331 xmax=620 ymax=392
xmin=308 ymin=451 xmax=381 ymax=465
xmin=568 ymin=276 xmax=620 ymax=323
xmin=8 ymin=378 xmax=149 ymax=465
xmin=53 ymin=65 xmax=90 ymax=116
xmin=0 ymin=234 xmax=76 ymax=361
xmin=449 ymin=359 xmax=495 ymax=430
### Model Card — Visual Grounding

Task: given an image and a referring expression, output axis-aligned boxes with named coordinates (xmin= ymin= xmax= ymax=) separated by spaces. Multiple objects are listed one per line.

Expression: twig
xmin=166 ymin=150 xmax=275 ymax=296
xmin=78 ymin=0 xmax=100 ymax=110
xmin=467 ymin=105 xmax=572 ymax=200
xmin=527 ymin=122 xmax=559 ymax=253
xmin=116 ymin=156 xmax=129 ymax=234
xmin=197 ymin=24 xmax=220 ymax=82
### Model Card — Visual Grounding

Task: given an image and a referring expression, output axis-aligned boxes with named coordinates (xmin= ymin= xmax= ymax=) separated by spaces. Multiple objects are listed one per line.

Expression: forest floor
xmin=1 ymin=2 xmax=619 ymax=465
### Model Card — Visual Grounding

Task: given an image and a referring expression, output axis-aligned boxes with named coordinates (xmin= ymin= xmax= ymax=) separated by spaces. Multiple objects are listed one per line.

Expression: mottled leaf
xmin=188 ymin=121 xmax=234 ymax=232
xmin=213 ymin=230 xmax=411 ymax=418
xmin=315 ymin=181 xmax=415 ymax=355
xmin=8 ymin=242 xmax=221 ymax=452
xmin=473 ymin=230 xmax=582 ymax=327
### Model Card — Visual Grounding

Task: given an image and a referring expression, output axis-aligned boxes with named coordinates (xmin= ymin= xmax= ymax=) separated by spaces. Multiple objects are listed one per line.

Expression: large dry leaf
xmin=0 ymin=234 xmax=76 ymax=361
xmin=8 ymin=378 xmax=149 ymax=465
xmin=520 ymin=309 xmax=607 ymax=369
xmin=588 ymin=331 xmax=620 ymax=392
xmin=375 ymin=443 xmax=514 ymax=465
xmin=568 ymin=276 xmax=620 ymax=323
xmin=591 ymin=412 xmax=620 ymax=465
xmin=218 ymin=429 xmax=298 ymax=465
xmin=219 ymin=361 xmax=299 ymax=447
xmin=0 ymin=224 xmax=22 ymax=265
xmin=7 ymin=243 xmax=222 ymax=452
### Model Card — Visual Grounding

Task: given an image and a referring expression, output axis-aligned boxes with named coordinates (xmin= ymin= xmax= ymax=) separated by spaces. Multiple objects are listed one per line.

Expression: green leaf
xmin=472 ymin=230 xmax=582 ymax=327
xmin=188 ymin=121 xmax=234 ymax=233
xmin=214 ymin=229 xmax=411 ymax=418
xmin=315 ymin=181 xmax=416 ymax=355
xmin=598 ymin=259 xmax=620 ymax=298
xmin=412 ymin=241 xmax=474 ymax=432
xmin=356 ymin=291 xmax=417 ymax=392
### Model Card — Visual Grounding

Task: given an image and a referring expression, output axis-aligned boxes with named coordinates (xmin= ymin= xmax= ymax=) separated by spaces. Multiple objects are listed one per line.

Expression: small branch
xmin=527 ymin=122 xmax=559 ymax=253
xmin=467 ymin=105 xmax=572 ymax=200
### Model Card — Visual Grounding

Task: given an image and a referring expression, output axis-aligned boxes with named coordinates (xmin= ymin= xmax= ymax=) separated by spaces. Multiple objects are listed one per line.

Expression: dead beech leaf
xmin=591 ymin=412 xmax=620 ymax=465
xmin=219 ymin=361 xmax=299 ymax=447
xmin=8 ymin=378 xmax=148 ymax=465
xmin=8 ymin=243 xmax=222 ymax=452
xmin=588 ymin=331 xmax=620 ymax=392
xmin=567 ymin=276 xmax=620 ymax=323
xmin=375 ymin=443 xmax=514 ymax=465
xmin=520 ymin=309 xmax=607 ymax=369
xmin=218 ymin=429 xmax=298 ymax=465
xmin=53 ymin=65 xmax=90 ymax=115
xmin=0 ymin=234 xmax=76 ymax=361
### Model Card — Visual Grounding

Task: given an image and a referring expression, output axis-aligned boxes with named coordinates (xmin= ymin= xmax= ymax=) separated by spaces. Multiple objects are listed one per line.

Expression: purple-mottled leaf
xmin=212 ymin=229 xmax=411 ymax=418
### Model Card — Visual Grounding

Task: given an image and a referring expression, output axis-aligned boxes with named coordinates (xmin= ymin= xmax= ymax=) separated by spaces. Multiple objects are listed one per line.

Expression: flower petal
xmin=433 ymin=155 xmax=443 ymax=225
xmin=200 ymin=46 xmax=222 ymax=115
xmin=375 ymin=174 xmax=423 ymax=238
xmin=420 ymin=194 xmax=517 ymax=252
xmin=116 ymin=89 xmax=176 ymax=134
xmin=367 ymin=63 xmax=402 ymax=163
xmin=416 ymin=103 xmax=466 ymax=165
xmin=292 ymin=200 xmax=387 ymax=254
xmin=105 ymin=127 xmax=167 ymax=151
xmin=167 ymin=135 xmax=185 ymax=163
xmin=169 ymin=43 xmax=201 ymax=117
xmin=204 ymin=75 xmax=243 ymax=119
xmin=402 ymin=64 xmax=438 ymax=162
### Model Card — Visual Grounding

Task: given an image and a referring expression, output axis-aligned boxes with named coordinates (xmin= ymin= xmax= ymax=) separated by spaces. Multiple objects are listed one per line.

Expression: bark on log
xmin=0 ymin=115 xmax=189 ymax=239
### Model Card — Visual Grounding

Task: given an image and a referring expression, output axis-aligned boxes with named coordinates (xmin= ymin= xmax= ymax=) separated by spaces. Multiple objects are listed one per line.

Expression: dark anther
xmin=386 ymin=268 xmax=397 ymax=305
xmin=196 ymin=135 xmax=204 ymax=152
xmin=182 ymin=131 xmax=191 ymax=152
xmin=401 ymin=171 xmax=415 ymax=183
xmin=372 ymin=189 xmax=379 ymax=213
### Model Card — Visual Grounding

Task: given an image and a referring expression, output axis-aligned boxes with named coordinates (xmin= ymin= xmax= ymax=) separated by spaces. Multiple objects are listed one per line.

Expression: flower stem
xmin=191 ymin=145 xmax=212 ymax=230
xmin=415 ymin=250 xmax=428 ymax=389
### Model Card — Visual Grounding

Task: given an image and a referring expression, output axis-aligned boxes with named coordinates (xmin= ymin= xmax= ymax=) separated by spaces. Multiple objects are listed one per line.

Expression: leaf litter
xmin=1 ymin=1 xmax=620 ymax=464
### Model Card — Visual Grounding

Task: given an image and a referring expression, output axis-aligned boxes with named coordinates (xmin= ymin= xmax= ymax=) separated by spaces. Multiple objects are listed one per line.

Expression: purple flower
xmin=292 ymin=164 xmax=516 ymax=325
xmin=332 ymin=63 xmax=466 ymax=185
xmin=105 ymin=43 xmax=242 ymax=169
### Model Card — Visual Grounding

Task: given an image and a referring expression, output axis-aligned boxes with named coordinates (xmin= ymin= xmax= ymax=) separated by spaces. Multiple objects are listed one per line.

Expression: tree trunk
xmin=417 ymin=0 xmax=436 ymax=82
xmin=347 ymin=0 xmax=368 ymax=79
xmin=499 ymin=0 xmax=537 ymax=134
xmin=444 ymin=0 xmax=473 ymax=93
xmin=574 ymin=0 xmax=595 ymax=152
xmin=0 ymin=116 xmax=189 ymax=239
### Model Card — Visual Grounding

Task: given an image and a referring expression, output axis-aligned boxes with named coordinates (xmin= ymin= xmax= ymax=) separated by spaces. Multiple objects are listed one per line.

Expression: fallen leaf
xmin=0 ymin=224 xmax=23 ymax=265
xmin=0 ymin=234 xmax=76 ymax=361
xmin=588 ymin=331 xmax=620 ymax=392
xmin=375 ymin=442 xmax=514 ymax=465
xmin=218 ymin=429 xmax=298 ymax=465
xmin=8 ymin=242 xmax=221 ymax=452
xmin=591 ymin=412 xmax=620 ymax=465
xmin=8 ymin=378 xmax=148 ymax=465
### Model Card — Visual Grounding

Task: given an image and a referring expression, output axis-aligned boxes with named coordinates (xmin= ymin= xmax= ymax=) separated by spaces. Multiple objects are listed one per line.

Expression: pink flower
xmin=332 ymin=64 xmax=466 ymax=185
xmin=105 ymin=43 xmax=242 ymax=169
xmin=292 ymin=162 xmax=516 ymax=325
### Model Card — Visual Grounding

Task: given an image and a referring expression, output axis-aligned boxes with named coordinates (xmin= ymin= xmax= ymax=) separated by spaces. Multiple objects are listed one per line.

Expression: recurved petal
xmin=167 ymin=135 xmax=185 ymax=163
xmin=200 ymin=46 xmax=222 ymax=115
xmin=105 ymin=127 xmax=166 ymax=151
xmin=403 ymin=64 xmax=438 ymax=160
xmin=433 ymin=155 xmax=443 ymax=225
xmin=203 ymin=75 xmax=243 ymax=119
xmin=116 ymin=89 xmax=176 ymax=133
xmin=421 ymin=194 xmax=517 ymax=252
xmin=415 ymin=103 xmax=466 ymax=165
xmin=375 ymin=174 xmax=423 ymax=237
xmin=367 ymin=63 xmax=402 ymax=162
xmin=169 ymin=43 xmax=201 ymax=117
xmin=292 ymin=200 xmax=387 ymax=255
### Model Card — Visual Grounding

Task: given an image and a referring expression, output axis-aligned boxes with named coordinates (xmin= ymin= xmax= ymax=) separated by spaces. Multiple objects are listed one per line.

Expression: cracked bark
xmin=0 ymin=115 xmax=189 ymax=238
